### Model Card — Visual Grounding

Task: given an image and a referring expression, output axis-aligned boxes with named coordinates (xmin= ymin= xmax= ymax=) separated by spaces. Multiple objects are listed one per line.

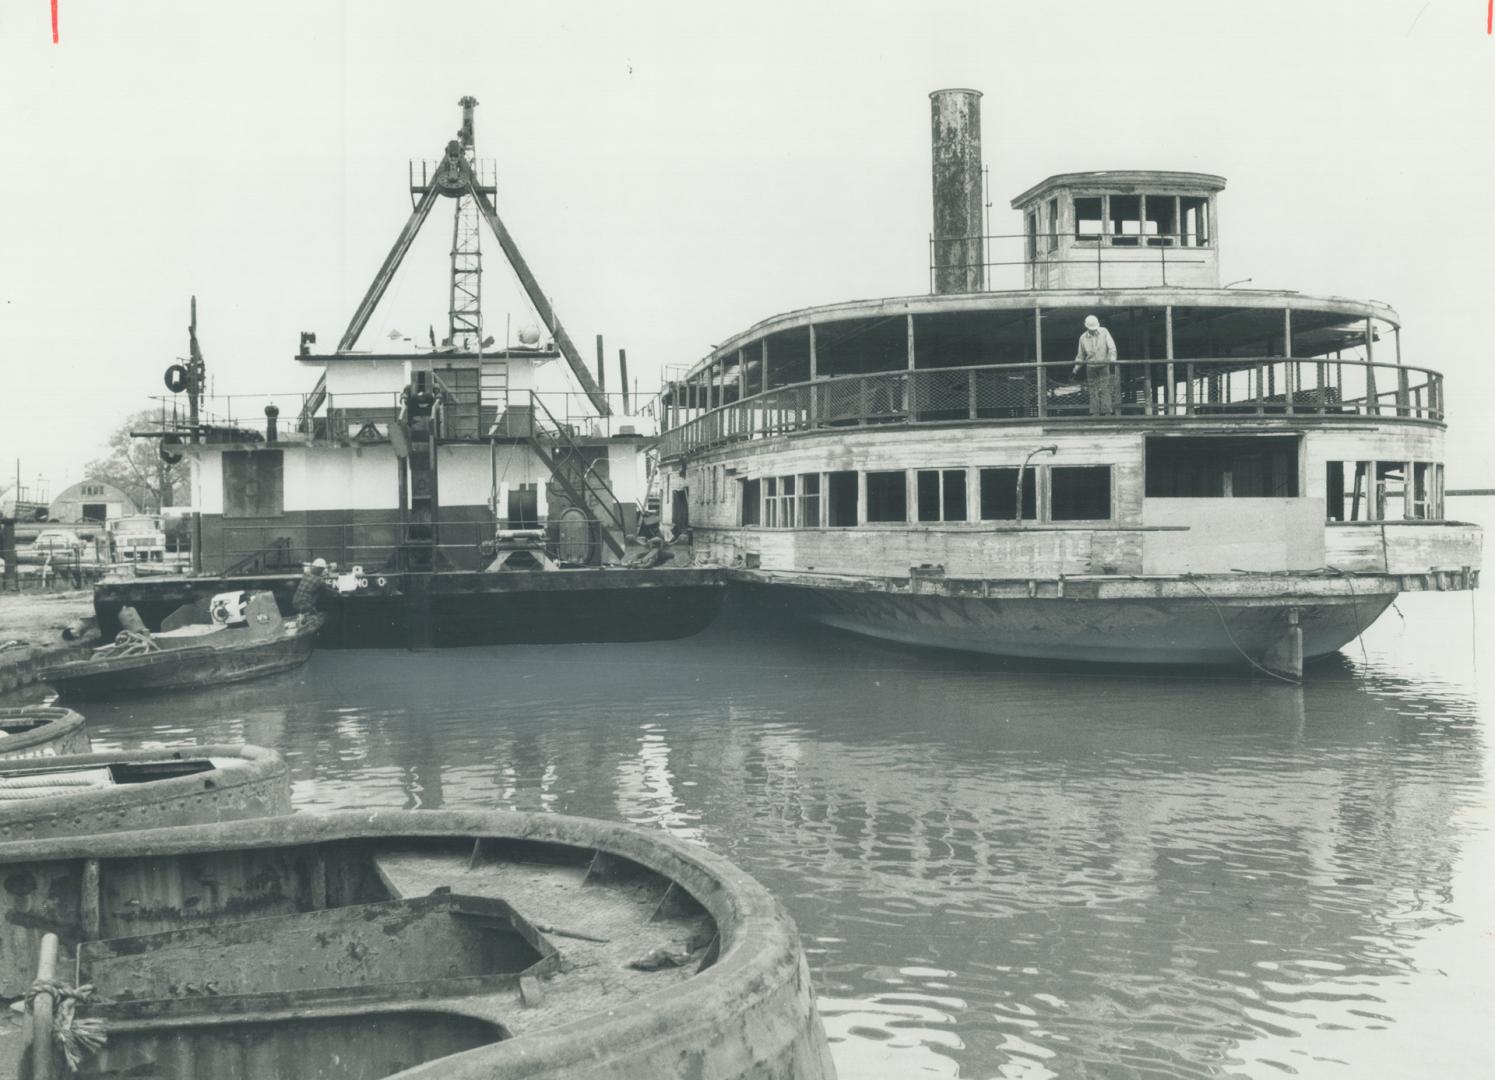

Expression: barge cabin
xmin=654 ymin=89 xmax=1481 ymax=676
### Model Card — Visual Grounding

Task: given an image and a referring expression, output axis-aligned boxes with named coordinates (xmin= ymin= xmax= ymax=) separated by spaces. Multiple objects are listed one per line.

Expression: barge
xmin=4 ymin=809 xmax=836 ymax=1080
xmin=0 ymin=707 xmax=90 ymax=759
xmin=133 ymin=97 xmax=722 ymax=649
xmin=0 ymin=743 xmax=288 ymax=841
xmin=655 ymin=89 xmax=1481 ymax=676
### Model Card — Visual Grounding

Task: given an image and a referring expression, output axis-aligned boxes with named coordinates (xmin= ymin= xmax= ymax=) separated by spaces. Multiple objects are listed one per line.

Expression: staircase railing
xmin=526 ymin=391 xmax=631 ymax=558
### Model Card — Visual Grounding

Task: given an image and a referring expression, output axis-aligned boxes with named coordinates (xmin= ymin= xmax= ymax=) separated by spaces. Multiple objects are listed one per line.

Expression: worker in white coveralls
xmin=1072 ymin=314 xmax=1120 ymax=416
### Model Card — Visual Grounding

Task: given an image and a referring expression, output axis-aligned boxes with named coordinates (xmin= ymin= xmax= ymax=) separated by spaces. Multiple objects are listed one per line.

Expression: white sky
xmin=2 ymin=0 xmax=1492 ymax=495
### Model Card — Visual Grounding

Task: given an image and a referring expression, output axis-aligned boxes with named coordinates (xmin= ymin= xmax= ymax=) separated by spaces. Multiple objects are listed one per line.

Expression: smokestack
xmin=929 ymin=89 xmax=985 ymax=294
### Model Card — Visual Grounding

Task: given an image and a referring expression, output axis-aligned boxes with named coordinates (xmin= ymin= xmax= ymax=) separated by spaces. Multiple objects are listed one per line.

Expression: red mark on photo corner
xmin=51 ymin=0 xmax=58 ymax=43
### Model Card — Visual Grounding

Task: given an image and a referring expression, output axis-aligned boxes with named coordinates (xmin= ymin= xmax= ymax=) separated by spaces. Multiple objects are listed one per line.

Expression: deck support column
xmin=809 ymin=325 xmax=818 ymax=428
xmin=1284 ymin=307 xmax=1294 ymax=415
xmin=906 ymin=314 xmax=917 ymax=420
xmin=1164 ymin=305 xmax=1175 ymax=415
xmin=1034 ymin=307 xmax=1046 ymax=418
xmin=1364 ymin=318 xmax=1379 ymax=416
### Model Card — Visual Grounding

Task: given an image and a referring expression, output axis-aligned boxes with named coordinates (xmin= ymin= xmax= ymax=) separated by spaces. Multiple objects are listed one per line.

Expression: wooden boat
xmin=2 ymin=809 xmax=836 ymax=1080
xmin=0 ymin=707 xmax=91 ymax=759
xmin=40 ymin=591 xmax=321 ymax=700
xmin=0 ymin=743 xmax=289 ymax=842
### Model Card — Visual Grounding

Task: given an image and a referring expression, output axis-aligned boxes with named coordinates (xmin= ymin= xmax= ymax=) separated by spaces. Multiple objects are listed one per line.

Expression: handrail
xmin=658 ymin=355 xmax=1443 ymax=460
xmin=527 ymin=392 xmax=631 ymax=539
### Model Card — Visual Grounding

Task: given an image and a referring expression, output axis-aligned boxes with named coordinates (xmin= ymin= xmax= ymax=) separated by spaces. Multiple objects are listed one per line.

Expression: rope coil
xmin=27 ymin=978 xmax=107 ymax=1071
xmin=94 ymin=630 xmax=161 ymax=659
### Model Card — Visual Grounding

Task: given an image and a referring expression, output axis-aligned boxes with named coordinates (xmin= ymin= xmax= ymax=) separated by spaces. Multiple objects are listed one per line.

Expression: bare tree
xmin=85 ymin=410 xmax=186 ymax=512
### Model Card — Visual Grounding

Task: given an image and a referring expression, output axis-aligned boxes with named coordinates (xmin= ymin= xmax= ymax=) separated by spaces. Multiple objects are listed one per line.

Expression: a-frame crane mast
xmin=336 ymin=97 xmax=610 ymax=416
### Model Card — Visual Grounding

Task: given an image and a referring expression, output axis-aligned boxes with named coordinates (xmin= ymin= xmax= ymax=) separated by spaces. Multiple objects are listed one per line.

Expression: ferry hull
xmin=745 ymin=583 xmax=1393 ymax=667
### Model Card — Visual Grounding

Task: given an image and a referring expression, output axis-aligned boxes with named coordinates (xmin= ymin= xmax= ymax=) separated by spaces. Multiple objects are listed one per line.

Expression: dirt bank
xmin=0 ymin=589 xmax=94 ymax=649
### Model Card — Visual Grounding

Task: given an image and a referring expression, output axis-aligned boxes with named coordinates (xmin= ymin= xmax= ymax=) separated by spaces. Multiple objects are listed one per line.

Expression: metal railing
xmin=658 ymin=357 xmax=1443 ymax=460
xmin=149 ymin=387 xmax=653 ymax=446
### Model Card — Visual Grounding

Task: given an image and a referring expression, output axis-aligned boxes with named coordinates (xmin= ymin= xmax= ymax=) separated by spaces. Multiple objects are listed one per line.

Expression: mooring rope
xmin=26 ymin=978 xmax=107 ymax=1070
xmin=1327 ymin=566 xmax=1371 ymax=689
xmin=1182 ymin=577 xmax=1300 ymax=686
xmin=94 ymin=630 xmax=161 ymax=659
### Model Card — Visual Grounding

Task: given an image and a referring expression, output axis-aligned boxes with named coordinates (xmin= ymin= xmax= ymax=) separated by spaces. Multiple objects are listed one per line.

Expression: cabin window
xmin=1375 ymin=462 xmax=1407 ymax=520
xmin=1050 ymin=466 xmax=1112 ymax=521
xmin=1026 ymin=212 xmax=1038 ymax=262
xmin=1047 ymin=197 xmax=1059 ymax=252
xmin=827 ymin=471 xmax=858 ymax=526
xmin=979 ymin=467 xmax=1037 ymax=521
xmin=1181 ymin=196 xmax=1210 ymax=246
xmin=1146 ymin=436 xmax=1299 ymax=498
xmin=778 ymin=475 xmax=797 ymax=528
xmin=763 ymin=477 xmax=778 ymax=528
xmin=1075 ymin=197 xmax=1103 ymax=242
xmin=800 ymin=473 xmax=822 ymax=527
xmin=1327 ymin=461 xmax=1373 ymax=521
xmin=917 ymin=469 xmax=967 ymax=523
xmin=222 ymin=450 xmax=283 ymax=518
xmin=865 ymin=471 xmax=908 ymax=523
xmin=740 ymin=478 xmax=761 ymax=526
xmin=1108 ymin=195 xmax=1141 ymax=246
xmin=1144 ymin=196 xmax=1177 ymax=246
xmin=1412 ymin=462 xmax=1431 ymax=519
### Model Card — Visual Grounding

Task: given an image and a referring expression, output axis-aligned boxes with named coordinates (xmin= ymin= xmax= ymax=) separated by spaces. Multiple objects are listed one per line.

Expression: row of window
xmin=1326 ymin=461 xmax=1444 ymax=522
xmin=740 ymin=466 xmax=1113 ymax=528
xmin=1024 ymin=193 xmax=1212 ymax=257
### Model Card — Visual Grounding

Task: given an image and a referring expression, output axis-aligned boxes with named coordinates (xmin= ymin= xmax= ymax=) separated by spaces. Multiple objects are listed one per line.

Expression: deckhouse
xmin=652 ymin=89 xmax=1480 ymax=676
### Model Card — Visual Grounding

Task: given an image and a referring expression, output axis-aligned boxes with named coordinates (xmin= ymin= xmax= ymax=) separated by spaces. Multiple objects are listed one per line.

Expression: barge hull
xmin=745 ymin=581 xmax=1395 ymax=666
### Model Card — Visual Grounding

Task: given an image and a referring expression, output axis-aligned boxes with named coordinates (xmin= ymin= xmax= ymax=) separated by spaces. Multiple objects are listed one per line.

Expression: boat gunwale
xmin=0 ymin=743 xmax=285 ymax=824
xmin=40 ymin=618 xmax=319 ymax=682
xmin=0 ymin=808 xmax=820 ymax=1080
xmin=0 ymin=707 xmax=88 ymax=756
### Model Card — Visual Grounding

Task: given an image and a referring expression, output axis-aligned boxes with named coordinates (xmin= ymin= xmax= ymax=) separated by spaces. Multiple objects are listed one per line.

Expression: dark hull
xmin=41 ymin=628 xmax=318 ymax=701
xmin=95 ymin=569 xmax=727 ymax=649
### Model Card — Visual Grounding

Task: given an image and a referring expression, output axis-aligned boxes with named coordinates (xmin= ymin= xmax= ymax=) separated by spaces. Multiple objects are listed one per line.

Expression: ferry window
xmin=779 ymin=475 xmax=797 ymax=528
xmin=1412 ymin=462 xmax=1431 ymax=519
xmin=1047 ymin=197 xmax=1059 ymax=252
xmin=800 ymin=473 xmax=821 ymax=527
xmin=916 ymin=469 xmax=967 ymax=522
xmin=827 ymin=471 xmax=858 ymax=526
xmin=1108 ymin=195 xmax=1141 ymax=247
xmin=222 ymin=450 xmax=283 ymax=518
xmin=1026 ymin=212 xmax=1038 ymax=262
xmin=979 ymin=467 xmax=1037 ymax=521
xmin=1075 ymin=197 xmax=1103 ymax=242
xmin=1434 ymin=463 xmax=1445 ymax=519
xmin=1181 ymin=196 xmax=1209 ymax=247
xmin=1147 ymin=436 xmax=1298 ymax=498
xmin=1050 ymin=466 xmax=1111 ymax=521
xmin=740 ymin=478 xmax=761 ymax=526
xmin=1326 ymin=461 xmax=1373 ymax=521
xmin=865 ymin=471 xmax=908 ymax=523
xmin=1375 ymin=462 xmax=1408 ymax=520
xmin=1144 ymin=195 xmax=1177 ymax=246
xmin=763 ymin=478 xmax=778 ymax=528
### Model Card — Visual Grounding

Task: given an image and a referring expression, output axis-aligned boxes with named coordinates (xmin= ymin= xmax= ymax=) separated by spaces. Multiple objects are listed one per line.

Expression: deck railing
xmin=658 ymin=357 xmax=1443 ymax=460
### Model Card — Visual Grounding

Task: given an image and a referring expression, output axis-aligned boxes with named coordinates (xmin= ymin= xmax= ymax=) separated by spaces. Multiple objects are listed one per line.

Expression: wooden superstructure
xmin=652 ymin=94 xmax=1481 ymax=676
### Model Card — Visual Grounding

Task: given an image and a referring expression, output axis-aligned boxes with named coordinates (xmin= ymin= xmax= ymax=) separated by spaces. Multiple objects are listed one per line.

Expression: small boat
xmin=0 ymin=743 xmax=289 ymax=842
xmin=40 ymin=590 xmax=321 ymax=700
xmin=4 ymin=809 xmax=837 ymax=1080
xmin=0 ymin=707 xmax=91 ymax=759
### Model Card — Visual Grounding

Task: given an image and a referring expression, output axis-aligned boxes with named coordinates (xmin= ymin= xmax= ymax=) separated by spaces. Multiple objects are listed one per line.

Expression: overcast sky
xmin=2 ymin=0 xmax=1492 ymax=496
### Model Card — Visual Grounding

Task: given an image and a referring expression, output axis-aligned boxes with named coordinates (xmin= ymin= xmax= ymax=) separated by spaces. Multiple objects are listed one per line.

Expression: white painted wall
xmin=1141 ymin=498 xmax=1327 ymax=573
xmin=323 ymin=359 xmax=408 ymax=402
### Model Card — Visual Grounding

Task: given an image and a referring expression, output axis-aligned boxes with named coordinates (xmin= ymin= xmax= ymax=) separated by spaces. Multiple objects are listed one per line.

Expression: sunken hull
xmin=749 ymin=581 xmax=1394 ymax=666
xmin=40 ymin=617 xmax=321 ymax=700
xmin=0 ymin=744 xmax=289 ymax=842
xmin=0 ymin=707 xmax=91 ymax=759
xmin=4 ymin=809 xmax=837 ymax=1080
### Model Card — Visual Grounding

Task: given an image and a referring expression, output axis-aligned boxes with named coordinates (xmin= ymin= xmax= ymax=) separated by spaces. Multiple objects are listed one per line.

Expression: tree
xmin=85 ymin=409 xmax=187 ymax=513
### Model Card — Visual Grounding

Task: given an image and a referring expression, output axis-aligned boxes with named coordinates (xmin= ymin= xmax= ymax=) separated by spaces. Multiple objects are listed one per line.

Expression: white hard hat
xmin=1084 ymin=315 xmax=1100 ymax=330
xmin=311 ymin=557 xmax=328 ymax=569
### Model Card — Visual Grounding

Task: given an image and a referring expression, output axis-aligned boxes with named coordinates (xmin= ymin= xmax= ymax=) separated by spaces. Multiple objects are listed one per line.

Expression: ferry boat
xmin=654 ymin=89 xmax=1481 ymax=676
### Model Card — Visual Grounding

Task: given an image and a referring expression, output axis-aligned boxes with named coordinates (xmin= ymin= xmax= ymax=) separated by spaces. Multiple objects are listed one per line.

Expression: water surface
xmin=81 ymin=510 xmax=1493 ymax=1079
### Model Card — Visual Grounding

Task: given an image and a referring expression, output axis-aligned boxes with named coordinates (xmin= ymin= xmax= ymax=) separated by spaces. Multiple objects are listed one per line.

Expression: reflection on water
xmin=80 ymin=549 xmax=1493 ymax=1078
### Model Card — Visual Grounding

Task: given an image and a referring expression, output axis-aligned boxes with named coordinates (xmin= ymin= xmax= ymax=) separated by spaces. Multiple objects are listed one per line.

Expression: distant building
xmin=49 ymin=480 xmax=138 ymax=523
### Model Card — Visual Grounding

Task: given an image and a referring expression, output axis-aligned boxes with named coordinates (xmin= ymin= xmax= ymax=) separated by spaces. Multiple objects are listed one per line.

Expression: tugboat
xmin=41 ymin=591 xmax=320 ymax=699
xmin=654 ymin=89 xmax=1481 ymax=677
